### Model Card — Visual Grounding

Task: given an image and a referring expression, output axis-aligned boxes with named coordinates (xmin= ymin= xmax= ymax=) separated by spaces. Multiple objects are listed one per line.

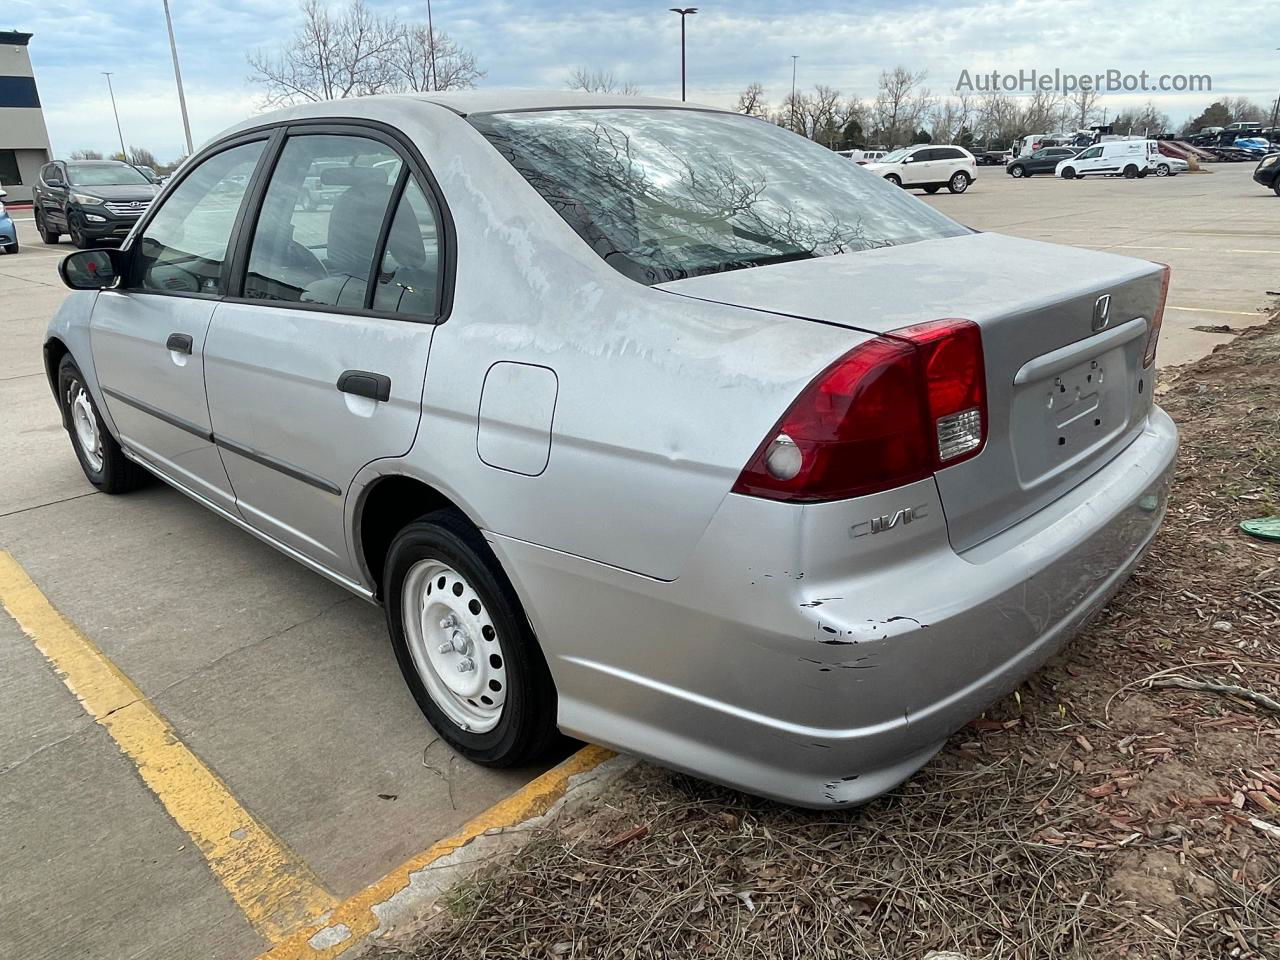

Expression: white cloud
xmin=11 ymin=0 xmax=1277 ymax=160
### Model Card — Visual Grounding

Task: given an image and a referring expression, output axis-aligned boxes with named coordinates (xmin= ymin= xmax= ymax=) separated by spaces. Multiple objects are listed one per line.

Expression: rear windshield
xmin=470 ymin=108 xmax=969 ymax=285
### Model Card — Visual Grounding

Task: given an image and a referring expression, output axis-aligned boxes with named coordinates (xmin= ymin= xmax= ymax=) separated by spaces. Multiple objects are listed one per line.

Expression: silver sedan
xmin=46 ymin=91 xmax=1177 ymax=806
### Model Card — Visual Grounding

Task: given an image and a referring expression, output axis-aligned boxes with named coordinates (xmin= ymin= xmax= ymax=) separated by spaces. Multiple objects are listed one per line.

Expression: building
xmin=0 ymin=31 xmax=53 ymax=203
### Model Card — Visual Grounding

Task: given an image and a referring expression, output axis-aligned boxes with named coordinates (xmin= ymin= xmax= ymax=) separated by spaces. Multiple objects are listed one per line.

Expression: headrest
xmin=319 ymin=166 xmax=389 ymax=187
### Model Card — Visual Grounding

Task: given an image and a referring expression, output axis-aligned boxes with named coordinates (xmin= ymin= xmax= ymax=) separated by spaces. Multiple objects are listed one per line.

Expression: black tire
xmin=1009 ymin=165 xmax=1025 ymax=178
xmin=923 ymin=185 xmax=940 ymax=194
xmin=1123 ymin=165 xmax=1138 ymax=179
xmin=1060 ymin=167 xmax=1077 ymax=179
xmin=68 ymin=213 xmax=87 ymax=248
xmin=1155 ymin=163 xmax=1170 ymax=177
xmin=884 ymin=174 xmax=902 ymax=186
xmin=35 ymin=207 xmax=59 ymax=244
xmin=384 ymin=510 xmax=561 ymax=767
xmin=57 ymin=355 xmax=148 ymax=493
xmin=947 ymin=171 xmax=971 ymax=194
xmin=1273 ymin=179 xmax=1280 ymax=197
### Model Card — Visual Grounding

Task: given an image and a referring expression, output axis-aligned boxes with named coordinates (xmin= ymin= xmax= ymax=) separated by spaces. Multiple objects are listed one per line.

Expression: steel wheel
xmin=67 ymin=378 xmax=104 ymax=472
xmin=401 ymin=558 xmax=507 ymax=734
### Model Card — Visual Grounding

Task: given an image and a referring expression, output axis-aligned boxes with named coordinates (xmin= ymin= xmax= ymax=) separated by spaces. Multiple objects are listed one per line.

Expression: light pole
xmin=163 ymin=0 xmax=194 ymax=157
xmin=426 ymin=0 xmax=438 ymax=91
xmin=1270 ymin=48 xmax=1280 ymax=134
xmin=790 ymin=55 xmax=798 ymax=132
xmin=669 ymin=7 xmax=696 ymax=101
xmin=102 ymin=72 xmax=127 ymax=161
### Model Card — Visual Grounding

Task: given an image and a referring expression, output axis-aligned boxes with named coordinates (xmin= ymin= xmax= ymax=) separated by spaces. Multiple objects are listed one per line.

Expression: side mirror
xmin=0 ymin=188 xmax=7 ymax=200
xmin=60 ymin=248 xmax=124 ymax=290
xmin=902 ymin=156 xmax=914 ymax=163
xmin=46 ymin=178 xmax=65 ymax=188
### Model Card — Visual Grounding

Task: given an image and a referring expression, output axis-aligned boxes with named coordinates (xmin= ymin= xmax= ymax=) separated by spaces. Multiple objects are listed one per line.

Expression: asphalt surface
xmin=919 ymin=161 xmax=1278 ymax=366
xmin=1 ymin=161 xmax=1277 ymax=960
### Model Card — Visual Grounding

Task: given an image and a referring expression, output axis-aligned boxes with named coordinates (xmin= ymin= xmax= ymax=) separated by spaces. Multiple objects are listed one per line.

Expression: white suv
xmin=862 ymin=145 xmax=977 ymax=194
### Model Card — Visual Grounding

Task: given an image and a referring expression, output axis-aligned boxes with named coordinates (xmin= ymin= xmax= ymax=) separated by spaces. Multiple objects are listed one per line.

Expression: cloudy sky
xmin=9 ymin=0 xmax=1277 ymax=161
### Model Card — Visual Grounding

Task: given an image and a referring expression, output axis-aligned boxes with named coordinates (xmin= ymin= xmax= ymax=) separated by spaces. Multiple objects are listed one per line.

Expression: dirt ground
xmin=371 ymin=313 xmax=1280 ymax=960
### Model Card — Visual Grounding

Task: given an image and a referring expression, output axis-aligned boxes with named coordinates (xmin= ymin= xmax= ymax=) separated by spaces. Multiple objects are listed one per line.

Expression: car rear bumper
xmin=490 ymin=406 xmax=1178 ymax=807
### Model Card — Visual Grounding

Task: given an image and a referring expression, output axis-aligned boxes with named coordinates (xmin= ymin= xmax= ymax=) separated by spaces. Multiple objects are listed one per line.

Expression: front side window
xmin=67 ymin=162 xmax=150 ymax=186
xmin=244 ymin=135 xmax=402 ymax=307
xmin=133 ymin=141 xmax=265 ymax=295
xmin=1077 ymin=147 xmax=1102 ymax=160
xmin=470 ymin=109 xmax=968 ymax=285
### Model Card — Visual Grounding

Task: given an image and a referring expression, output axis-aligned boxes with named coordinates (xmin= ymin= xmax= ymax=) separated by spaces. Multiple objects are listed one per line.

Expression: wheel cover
xmin=68 ymin=380 xmax=104 ymax=472
xmin=401 ymin=559 xmax=507 ymax=733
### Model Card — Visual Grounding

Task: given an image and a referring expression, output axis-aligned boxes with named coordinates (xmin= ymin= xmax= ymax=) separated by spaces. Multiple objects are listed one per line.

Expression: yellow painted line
xmin=257 ymin=743 xmax=616 ymax=959
xmin=0 ymin=551 xmax=338 ymax=942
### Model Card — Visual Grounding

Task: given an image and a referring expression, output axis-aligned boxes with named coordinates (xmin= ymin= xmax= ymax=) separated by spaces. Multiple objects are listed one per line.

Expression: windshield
xmin=470 ymin=109 xmax=968 ymax=285
xmin=67 ymin=162 xmax=150 ymax=187
xmin=878 ymin=147 xmax=912 ymax=163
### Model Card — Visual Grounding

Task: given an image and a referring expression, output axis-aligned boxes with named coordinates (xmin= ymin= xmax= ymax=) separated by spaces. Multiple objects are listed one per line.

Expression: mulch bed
xmin=374 ymin=314 xmax=1280 ymax=960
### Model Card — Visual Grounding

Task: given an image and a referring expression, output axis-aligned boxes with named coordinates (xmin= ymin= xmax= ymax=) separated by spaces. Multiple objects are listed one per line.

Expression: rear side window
xmin=243 ymin=135 xmax=402 ymax=307
xmin=470 ymin=108 xmax=968 ymax=285
xmin=372 ymin=179 xmax=442 ymax=317
xmin=133 ymin=141 xmax=265 ymax=295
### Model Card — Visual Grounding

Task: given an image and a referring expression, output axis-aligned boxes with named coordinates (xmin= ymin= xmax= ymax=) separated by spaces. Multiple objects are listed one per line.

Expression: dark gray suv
xmin=33 ymin=160 xmax=159 ymax=247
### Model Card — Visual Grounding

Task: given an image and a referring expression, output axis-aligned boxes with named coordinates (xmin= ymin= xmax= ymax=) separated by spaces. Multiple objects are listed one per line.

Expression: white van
xmin=1056 ymin=139 xmax=1161 ymax=179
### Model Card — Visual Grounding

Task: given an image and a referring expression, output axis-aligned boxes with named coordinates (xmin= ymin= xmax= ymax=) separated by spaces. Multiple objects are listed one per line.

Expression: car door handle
xmin=336 ymin=370 xmax=391 ymax=403
xmin=166 ymin=333 xmax=194 ymax=355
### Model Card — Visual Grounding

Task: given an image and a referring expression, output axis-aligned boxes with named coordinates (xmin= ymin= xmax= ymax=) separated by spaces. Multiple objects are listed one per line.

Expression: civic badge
xmin=1092 ymin=294 xmax=1111 ymax=332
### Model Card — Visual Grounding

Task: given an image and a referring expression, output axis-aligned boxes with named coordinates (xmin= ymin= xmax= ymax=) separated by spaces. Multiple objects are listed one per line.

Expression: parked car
xmin=1254 ymin=153 xmax=1280 ymax=195
xmin=45 ymin=91 xmax=1177 ymax=807
xmin=133 ymin=164 xmax=162 ymax=184
xmin=862 ymin=144 xmax=977 ymax=193
xmin=0 ymin=188 xmax=17 ymax=254
xmin=1006 ymin=146 xmax=1079 ymax=178
xmin=1056 ymin=139 xmax=1161 ymax=179
xmin=34 ymin=159 xmax=159 ymax=247
xmin=976 ymin=150 xmax=1010 ymax=166
xmin=1151 ymin=156 xmax=1189 ymax=177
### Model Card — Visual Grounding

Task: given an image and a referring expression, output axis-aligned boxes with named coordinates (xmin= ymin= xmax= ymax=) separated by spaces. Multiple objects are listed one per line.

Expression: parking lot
xmin=1 ymin=161 xmax=1277 ymax=960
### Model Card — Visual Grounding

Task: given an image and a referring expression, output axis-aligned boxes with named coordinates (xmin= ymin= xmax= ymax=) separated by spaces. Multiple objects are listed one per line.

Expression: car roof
xmin=408 ymin=89 xmax=727 ymax=117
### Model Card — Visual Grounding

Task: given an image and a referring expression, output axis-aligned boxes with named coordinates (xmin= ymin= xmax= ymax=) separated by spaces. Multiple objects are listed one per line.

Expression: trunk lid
xmin=659 ymin=231 xmax=1166 ymax=551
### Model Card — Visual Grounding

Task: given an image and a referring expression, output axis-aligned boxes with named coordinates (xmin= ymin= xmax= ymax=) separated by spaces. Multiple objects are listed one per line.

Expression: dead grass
xmin=372 ymin=317 xmax=1280 ymax=960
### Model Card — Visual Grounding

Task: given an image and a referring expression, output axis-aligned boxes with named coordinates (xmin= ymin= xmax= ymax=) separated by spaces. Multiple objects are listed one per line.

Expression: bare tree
xmin=736 ymin=82 xmax=766 ymax=117
xmin=566 ymin=67 xmax=640 ymax=95
xmin=872 ymin=67 xmax=931 ymax=147
xmin=1222 ymin=96 xmax=1266 ymax=123
xmin=69 ymin=149 xmax=103 ymax=160
xmin=1066 ymin=88 xmax=1102 ymax=130
xmin=388 ymin=26 xmax=482 ymax=92
xmin=127 ymin=147 xmax=159 ymax=169
xmin=804 ymin=85 xmax=845 ymax=148
xmin=247 ymin=0 xmax=405 ymax=105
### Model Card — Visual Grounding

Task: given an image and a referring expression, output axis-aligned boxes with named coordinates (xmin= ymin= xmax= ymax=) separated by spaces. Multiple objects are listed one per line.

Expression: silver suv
xmin=46 ymin=92 xmax=1177 ymax=806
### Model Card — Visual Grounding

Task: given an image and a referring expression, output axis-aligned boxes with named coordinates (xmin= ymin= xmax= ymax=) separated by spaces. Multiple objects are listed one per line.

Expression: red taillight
xmin=1144 ymin=264 xmax=1170 ymax=368
xmin=732 ymin=320 xmax=987 ymax=503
